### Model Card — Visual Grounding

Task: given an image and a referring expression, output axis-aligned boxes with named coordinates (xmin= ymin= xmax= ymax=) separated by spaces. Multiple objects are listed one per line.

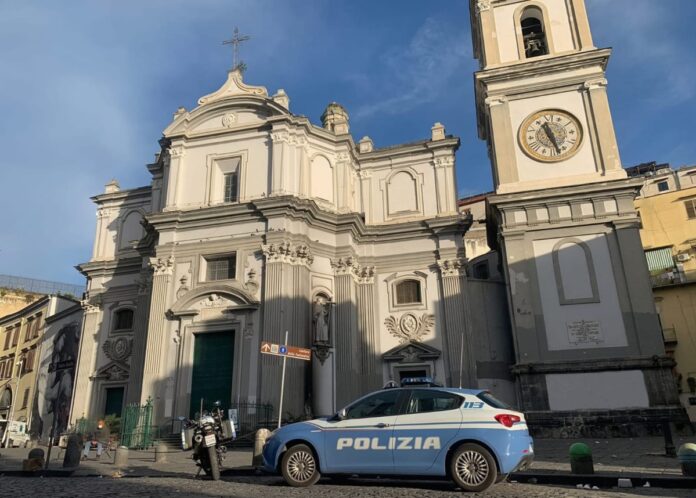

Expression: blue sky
xmin=1 ymin=0 xmax=695 ymax=286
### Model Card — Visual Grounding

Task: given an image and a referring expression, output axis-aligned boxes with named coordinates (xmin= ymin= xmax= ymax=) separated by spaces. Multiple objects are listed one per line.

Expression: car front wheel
xmin=450 ymin=443 xmax=497 ymax=492
xmin=280 ymin=444 xmax=321 ymax=487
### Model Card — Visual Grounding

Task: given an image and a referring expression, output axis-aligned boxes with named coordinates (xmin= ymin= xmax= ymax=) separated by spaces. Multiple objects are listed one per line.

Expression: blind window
xmin=645 ymin=247 xmax=675 ymax=272
xmin=206 ymin=255 xmax=236 ymax=281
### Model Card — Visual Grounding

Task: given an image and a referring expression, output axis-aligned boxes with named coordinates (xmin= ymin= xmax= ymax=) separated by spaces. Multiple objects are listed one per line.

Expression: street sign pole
xmin=277 ymin=330 xmax=289 ymax=429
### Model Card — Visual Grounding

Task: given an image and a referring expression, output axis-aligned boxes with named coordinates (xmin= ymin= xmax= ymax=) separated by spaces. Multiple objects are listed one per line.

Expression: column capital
xmin=475 ymin=0 xmax=491 ymax=13
xmin=584 ymin=78 xmax=608 ymax=90
xmin=262 ymin=241 xmax=314 ymax=266
xmin=437 ymin=258 xmax=466 ymax=277
xmin=149 ymin=255 xmax=175 ymax=275
xmin=81 ymin=293 xmax=103 ymax=313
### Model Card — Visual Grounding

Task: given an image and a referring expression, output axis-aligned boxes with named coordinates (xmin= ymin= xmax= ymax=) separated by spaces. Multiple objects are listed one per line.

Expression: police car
xmin=262 ymin=378 xmax=533 ymax=492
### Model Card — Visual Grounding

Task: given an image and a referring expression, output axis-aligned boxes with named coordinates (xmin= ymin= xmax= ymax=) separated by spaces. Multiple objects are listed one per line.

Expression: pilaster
xmin=69 ymin=298 xmax=102 ymax=423
xmin=355 ymin=265 xmax=381 ymax=392
xmin=437 ymin=257 xmax=475 ymax=387
xmin=140 ymin=256 xmax=174 ymax=412
xmin=126 ymin=266 xmax=153 ymax=404
xmin=584 ymin=79 xmax=622 ymax=173
xmin=331 ymin=257 xmax=358 ymax=407
xmin=485 ymin=97 xmax=518 ymax=188
xmin=258 ymin=242 xmax=313 ymax=418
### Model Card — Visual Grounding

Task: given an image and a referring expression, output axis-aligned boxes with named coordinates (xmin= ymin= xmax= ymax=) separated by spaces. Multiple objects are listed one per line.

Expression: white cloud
xmin=586 ymin=0 xmax=696 ymax=106
xmin=353 ymin=17 xmax=471 ymax=119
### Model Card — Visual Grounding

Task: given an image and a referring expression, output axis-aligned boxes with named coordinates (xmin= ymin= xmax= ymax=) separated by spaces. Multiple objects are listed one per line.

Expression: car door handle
xmin=375 ymin=423 xmax=390 ymax=428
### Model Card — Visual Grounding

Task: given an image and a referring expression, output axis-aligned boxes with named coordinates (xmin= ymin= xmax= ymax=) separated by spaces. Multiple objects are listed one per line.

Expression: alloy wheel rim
xmin=455 ymin=450 xmax=489 ymax=486
xmin=287 ymin=450 xmax=316 ymax=482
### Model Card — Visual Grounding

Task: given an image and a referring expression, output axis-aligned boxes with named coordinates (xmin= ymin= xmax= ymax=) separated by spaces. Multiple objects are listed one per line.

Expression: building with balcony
xmin=630 ymin=162 xmax=696 ymax=421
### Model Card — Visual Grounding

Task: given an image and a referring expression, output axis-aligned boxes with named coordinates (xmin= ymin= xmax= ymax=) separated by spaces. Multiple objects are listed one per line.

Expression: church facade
xmin=69 ymin=0 xmax=683 ymax=436
xmin=70 ymin=69 xmax=513 ymax=428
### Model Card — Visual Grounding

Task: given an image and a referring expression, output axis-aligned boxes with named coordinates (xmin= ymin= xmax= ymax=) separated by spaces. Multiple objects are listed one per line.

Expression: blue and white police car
xmin=262 ymin=378 xmax=533 ymax=492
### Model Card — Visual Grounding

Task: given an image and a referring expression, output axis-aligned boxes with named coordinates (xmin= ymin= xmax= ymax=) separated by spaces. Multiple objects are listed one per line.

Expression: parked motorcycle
xmin=181 ymin=401 xmax=236 ymax=480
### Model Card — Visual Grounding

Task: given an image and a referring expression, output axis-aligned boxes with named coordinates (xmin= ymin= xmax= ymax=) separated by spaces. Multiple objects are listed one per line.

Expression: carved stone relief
xmin=103 ymin=337 xmax=133 ymax=362
xmin=384 ymin=313 xmax=435 ymax=343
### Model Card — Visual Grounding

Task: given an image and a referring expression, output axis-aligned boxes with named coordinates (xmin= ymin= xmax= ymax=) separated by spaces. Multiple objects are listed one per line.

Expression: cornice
xmin=488 ymin=177 xmax=643 ymax=207
xmin=75 ymin=257 xmax=144 ymax=278
xmin=147 ymin=196 xmax=469 ymax=244
xmin=475 ymin=48 xmax=612 ymax=86
xmin=91 ymin=186 xmax=152 ymax=204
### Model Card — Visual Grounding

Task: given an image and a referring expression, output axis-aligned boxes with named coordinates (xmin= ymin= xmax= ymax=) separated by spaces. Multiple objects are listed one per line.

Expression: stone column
xmin=438 ymin=258 xmax=475 ymax=388
xmin=69 ymin=298 xmax=102 ymax=423
xmin=140 ymin=256 xmax=174 ymax=417
xmin=355 ymin=266 xmax=381 ymax=392
xmin=331 ymin=257 xmax=358 ymax=407
xmin=126 ymin=267 xmax=153 ymax=404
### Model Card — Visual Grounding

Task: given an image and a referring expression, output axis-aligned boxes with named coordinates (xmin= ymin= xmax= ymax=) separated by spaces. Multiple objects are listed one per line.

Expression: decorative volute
xmin=197 ymin=68 xmax=268 ymax=106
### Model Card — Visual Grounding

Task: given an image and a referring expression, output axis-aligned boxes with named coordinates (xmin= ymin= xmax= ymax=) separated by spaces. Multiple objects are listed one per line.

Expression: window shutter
xmin=645 ymin=247 xmax=675 ymax=272
xmin=686 ymin=200 xmax=696 ymax=220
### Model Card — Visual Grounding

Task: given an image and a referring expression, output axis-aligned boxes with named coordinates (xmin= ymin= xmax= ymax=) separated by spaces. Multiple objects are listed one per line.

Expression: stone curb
xmin=511 ymin=472 xmax=696 ymax=489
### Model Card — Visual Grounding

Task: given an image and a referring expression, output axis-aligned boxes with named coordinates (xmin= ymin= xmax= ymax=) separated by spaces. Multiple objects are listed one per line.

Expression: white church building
xmin=70 ymin=0 xmax=683 ymax=437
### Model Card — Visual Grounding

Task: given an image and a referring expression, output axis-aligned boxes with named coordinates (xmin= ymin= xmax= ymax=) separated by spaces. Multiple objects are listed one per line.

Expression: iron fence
xmin=227 ymin=401 xmax=273 ymax=446
xmin=120 ymin=397 xmax=155 ymax=449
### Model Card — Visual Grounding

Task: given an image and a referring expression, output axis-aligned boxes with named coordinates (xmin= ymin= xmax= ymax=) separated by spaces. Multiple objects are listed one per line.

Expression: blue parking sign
xmin=279 ymin=346 xmax=287 ymax=354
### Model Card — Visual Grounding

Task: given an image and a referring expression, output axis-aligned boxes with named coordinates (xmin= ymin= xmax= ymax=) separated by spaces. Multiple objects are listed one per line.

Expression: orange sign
xmin=260 ymin=341 xmax=311 ymax=361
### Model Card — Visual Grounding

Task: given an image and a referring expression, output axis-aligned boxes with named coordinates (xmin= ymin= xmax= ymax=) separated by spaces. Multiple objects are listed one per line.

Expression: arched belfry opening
xmin=521 ymin=7 xmax=549 ymax=58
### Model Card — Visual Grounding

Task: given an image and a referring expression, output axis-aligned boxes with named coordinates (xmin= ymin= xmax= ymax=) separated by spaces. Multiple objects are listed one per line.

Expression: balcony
xmin=651 ymin=270 xmax=696 ymax=288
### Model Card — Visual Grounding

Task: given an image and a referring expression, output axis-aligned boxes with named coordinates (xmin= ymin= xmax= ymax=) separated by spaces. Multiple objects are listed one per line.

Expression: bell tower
xmin=472 ymin=0 xmax=626 ymax=194
xmin=471 ymin=0 xmax=684 ymax=435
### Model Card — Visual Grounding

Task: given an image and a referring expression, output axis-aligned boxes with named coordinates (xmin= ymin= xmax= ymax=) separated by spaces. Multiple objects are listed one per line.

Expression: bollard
xmin=114 ymin=445 xmax=129 ymax=469
xmin=23 ymin=448 xmax=45 ymax=471
xmin=155 ymin=443 xmax=168 ymax=463
xmin=569 ymin=442 xmax=594 ymax=474
xmin=252 ymin=428 xmax=271 ymax=468
xmin=678 ymin=443 xmax=696 ymax=477
xmin=63 ymin=434 xmax=82 ymax=469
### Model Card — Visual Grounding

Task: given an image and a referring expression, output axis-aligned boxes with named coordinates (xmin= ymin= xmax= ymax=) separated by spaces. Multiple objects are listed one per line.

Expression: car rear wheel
xmin=450 ymin=443 xmax=497 ymax=492
xmin=281 ymin=444 xmax=321 ymax=487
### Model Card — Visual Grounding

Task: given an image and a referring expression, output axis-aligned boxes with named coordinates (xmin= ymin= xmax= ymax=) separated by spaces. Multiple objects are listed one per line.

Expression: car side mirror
xmin=337 ymin=408 xmax=347 ymax=420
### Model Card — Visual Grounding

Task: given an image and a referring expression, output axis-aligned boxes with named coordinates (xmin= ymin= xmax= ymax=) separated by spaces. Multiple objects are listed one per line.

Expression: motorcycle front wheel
xmin=207 ymin=445 xmax=220 ymax=480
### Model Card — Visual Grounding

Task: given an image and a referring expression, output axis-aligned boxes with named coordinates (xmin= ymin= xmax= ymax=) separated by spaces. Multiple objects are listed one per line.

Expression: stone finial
xmin=272 ymin=89 xmax=290 ymax=110
xmin=105 ymin=179 xmax=120 ymax=194
xmin=321 ymin=102 xmax=350 ymax=135
xmin=431 ymin=122 xmax=446 ymax=141
xmin=358 ymin=136 xmax=374 ymax=153
xmin=173 ymin=107 xmax=186 ymax=119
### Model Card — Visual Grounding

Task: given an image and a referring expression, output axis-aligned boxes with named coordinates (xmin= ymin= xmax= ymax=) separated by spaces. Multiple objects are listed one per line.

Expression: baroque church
xmin=70 ymin=0 xmax=682 ymax=436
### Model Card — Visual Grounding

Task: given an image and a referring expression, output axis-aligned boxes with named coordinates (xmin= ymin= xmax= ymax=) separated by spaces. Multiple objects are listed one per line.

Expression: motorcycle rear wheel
xmin=207 ymin=445 xmax=220 ymax=480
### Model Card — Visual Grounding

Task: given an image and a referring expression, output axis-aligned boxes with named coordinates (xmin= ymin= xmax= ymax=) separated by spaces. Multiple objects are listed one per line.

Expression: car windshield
xmin=477 ymin=392 xmax=511 ymax=409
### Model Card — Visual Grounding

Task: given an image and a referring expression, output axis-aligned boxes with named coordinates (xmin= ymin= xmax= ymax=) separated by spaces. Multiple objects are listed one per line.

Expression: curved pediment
xmin=169 ymin=282 xmax=259 ymax=316
xmin=163 ymin=69 xmax=290 ymax=138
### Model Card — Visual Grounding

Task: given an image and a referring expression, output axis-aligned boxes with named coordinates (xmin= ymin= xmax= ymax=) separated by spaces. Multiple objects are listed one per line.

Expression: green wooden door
xmin=190 ymin=331 xmax=234 ymax=417
xmin=104 ymin=387 xmax=125 ymax=417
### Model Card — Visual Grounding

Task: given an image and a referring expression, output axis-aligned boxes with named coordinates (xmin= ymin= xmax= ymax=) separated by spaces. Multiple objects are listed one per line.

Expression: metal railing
xmin=651 ymin=270 xmax=696 ymax=288
xmin=120 ymin=397 xmax=155 ymax=449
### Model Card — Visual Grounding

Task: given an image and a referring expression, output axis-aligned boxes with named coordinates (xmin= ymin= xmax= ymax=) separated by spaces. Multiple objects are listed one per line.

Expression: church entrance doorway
xmin=189 ymin=330 xmax=234 ymax=417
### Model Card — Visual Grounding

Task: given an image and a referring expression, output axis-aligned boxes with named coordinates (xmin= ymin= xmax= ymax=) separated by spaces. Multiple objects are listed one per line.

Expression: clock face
xmin=519 ymin=110 xmax=583 ymax=162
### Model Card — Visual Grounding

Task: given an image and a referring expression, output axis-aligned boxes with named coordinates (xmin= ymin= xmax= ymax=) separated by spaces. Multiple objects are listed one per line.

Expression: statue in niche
xmin=312 ymin=295 xmax=331 ymax=345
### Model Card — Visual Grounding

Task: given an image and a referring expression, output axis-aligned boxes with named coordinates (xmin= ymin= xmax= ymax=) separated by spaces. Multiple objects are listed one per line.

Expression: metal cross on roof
xmin=223 ymin=27 xmax=250 ymax=72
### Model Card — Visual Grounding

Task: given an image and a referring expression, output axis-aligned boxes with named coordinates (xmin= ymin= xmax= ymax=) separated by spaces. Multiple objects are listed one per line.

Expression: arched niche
xmin=118 ymin=210 xmax=145 ymax=250
xmin=381 ymin=168 xmax=423 ymax=219
xmin=310 ymin=154 xmax=334 ymax=203
xmin=552 ymin=237 xmax=600 ymax=305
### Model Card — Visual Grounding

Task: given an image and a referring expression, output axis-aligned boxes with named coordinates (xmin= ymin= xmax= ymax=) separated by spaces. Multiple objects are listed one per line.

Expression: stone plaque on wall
xmin=566 ymin=320 xmax=603 ymax=346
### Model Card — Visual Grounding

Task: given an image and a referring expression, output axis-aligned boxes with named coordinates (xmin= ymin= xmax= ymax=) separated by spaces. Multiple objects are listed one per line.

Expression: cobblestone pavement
xmin=0 ymin=474 xmax=693 ymax=498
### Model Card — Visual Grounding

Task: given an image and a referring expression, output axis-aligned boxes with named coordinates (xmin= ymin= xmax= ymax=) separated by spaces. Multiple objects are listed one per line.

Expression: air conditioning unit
xmin=677 ymin=253 xmax=691 ymax=262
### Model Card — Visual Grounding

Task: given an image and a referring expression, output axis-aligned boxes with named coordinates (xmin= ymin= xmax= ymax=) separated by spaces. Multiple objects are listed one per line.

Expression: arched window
xmin=395 ymin=279 xmax=422 ymax=305
xmin=113 ymin=309 xmax=134 ymax=331
xmin=521 ymin=7 xmax=548 ymax=58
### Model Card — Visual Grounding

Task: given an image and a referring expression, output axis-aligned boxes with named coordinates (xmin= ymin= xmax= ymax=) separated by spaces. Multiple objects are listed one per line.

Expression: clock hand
xmin=542 ymin=123 xmax=561 ymax=153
